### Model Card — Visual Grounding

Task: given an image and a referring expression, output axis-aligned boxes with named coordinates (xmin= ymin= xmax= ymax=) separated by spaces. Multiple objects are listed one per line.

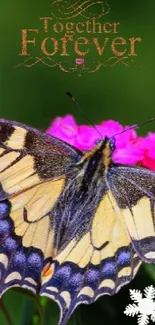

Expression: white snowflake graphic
xmin=124 ymin=286 xmax=155 ymax=325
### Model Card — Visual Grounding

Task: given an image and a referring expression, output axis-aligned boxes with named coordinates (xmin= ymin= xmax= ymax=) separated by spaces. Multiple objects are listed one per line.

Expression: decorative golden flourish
xmin=50 ymin=0 xmax=110 ymax=20
xmin=15 ymin=56 xmax=136 ymax=75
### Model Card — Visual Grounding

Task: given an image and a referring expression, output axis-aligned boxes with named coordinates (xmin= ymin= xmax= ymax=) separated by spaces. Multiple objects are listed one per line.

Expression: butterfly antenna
xmin=111 ymin=117 xmax=155 ymax=139
xmin=66 ymin=92 xmax=103 ymax=138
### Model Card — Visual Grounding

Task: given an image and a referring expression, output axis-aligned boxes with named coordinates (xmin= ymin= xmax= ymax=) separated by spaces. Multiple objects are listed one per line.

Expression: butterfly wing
xmin=0 ymin=119 xmax=82 ymax=306
xmin=0 ymin=119 xmax=82 ymax=198
xmin=40 ymin=190 xmax=141 ymax=325
xmin=0 ymin=177 xmax=66 ymax=297
xmin=107 ymin=164 xmax=155 ymax=262
xmin=40 ymin=165 xmax=155 ymax=325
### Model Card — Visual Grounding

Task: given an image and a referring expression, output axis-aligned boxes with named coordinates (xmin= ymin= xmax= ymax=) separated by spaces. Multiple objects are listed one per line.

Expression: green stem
xmin=21 ymin=296 xmax=36 ymax=325
xmin=33 ymin=297 xmax=44 ymax=325
xmin=0 ymin=298 xmax=13 ymax=325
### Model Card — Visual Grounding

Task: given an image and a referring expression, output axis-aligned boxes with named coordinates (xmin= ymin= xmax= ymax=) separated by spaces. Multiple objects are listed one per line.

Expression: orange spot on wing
xmin=42 ymin=263 xmax=52 ymax=277
xmin=41 ymin=263 xmax=55 ymax=284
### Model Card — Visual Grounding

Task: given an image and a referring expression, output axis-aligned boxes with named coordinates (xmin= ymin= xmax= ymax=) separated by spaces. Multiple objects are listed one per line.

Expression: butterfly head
xmin=103 ymin=136 xmax=115 ymax=148
xmin=95 ymin=136 xmax=115 ymax=153
xmin=80 ymin=136 xmax=115 ymax=170
xmin=98 ymin=137 xmax=115 ymax=168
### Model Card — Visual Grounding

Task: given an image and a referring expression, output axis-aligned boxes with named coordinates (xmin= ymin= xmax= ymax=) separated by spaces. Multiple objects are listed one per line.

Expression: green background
xmin=1 ymin=1 xmax=155 ymax=325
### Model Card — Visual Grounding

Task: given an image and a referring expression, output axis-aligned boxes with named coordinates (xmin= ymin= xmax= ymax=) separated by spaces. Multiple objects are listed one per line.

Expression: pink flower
xmin=75 ymin=58 xmax=84 ymax=65
xmin=46 ymin=115 xmax=155 ymax=170
xmin=46 ymin=115 xmax=78 ymax=147
xmin=136 ymin=133 xmax=155 ymax=170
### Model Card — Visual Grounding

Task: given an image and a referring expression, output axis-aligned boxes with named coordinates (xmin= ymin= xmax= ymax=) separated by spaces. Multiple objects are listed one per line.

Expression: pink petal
xmin=46 ymin=115 xmax=78 ymax=146
xmin=142 ymin=156 xmax=155 ymax=170
xmin=75 ymin=125 xmax=100 ymax=150
xmin=113 ymin=145 xmax=143 ymax=164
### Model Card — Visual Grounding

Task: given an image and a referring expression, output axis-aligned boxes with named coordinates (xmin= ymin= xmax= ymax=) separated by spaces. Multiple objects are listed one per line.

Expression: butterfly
xmin=0 ymin=118 xmax=155 ymax=325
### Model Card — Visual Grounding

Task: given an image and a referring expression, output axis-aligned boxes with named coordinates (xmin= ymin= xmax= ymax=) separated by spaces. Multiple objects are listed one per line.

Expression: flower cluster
xmin=46 ymin=115 xmax=155 ymax=170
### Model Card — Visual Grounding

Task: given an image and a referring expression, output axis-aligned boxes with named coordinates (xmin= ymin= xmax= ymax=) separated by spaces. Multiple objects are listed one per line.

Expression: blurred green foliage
xmin=1 ymin=0 xmax=155 ymax=324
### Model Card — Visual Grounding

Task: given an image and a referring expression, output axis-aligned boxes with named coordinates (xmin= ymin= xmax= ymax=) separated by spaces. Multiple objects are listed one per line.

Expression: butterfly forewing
xmin=0 ymin=119 xmax=81 ymax=198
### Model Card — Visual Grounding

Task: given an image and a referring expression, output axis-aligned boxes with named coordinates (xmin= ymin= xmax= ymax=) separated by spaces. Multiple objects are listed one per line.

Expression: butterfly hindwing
xmin=0 ymin=177 xmax=66 ymax=297
xmin=40 ymin=192 xmax=141 ymax=325
xmin=0 ymin=119 xmax=81 ymax=198
xmin=40 ymin=164 xmax=155 ymax=325
xmin=107 ymin=165 xmax=155 ymax=262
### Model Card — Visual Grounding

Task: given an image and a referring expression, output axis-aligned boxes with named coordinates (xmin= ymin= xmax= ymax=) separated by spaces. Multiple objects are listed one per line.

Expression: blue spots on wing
xmin=39 ymin=245 xmax=139 ymax=325
xmin=14 ymin=251 xmax=26 ymax=265
xmin=55 ymin=265 xmax=72 ymax=280
xmin=69 ymin=272 xmax=83 ymax=287
xmin=41 ymin=246 xmax=135 ymax=301
xmin=28 ymin=252 xmax=42 ymax=269
xmin=86 ymin=268 xmax=99 ymax=282
xmin=48 ymin=264 xmax=75 ymax=292
xmin=0 ymin=201 xmax=11 ymax=219
xmin=0 ymin=220 xmax=10 ymax=234
xmin=101 ymin=259 xmax=116 ymax=277
xmin=117 ymin=248 xmax=131 ymax=266
xmin=4 ymin=237 xmax=17 ymax=250
xmin=0 ymin=247 xmax=44 ymax=295
xmin=0 ymin=198 xmax=45 ymax=295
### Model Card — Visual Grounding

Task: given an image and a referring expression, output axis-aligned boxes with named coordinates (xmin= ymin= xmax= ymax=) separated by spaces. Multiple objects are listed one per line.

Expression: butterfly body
xmin=0 ymin=120 xmax=155 ymax=324
xmin=53 ymin=138 xmax=111 ymax=251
